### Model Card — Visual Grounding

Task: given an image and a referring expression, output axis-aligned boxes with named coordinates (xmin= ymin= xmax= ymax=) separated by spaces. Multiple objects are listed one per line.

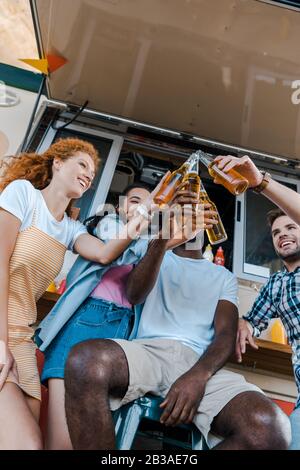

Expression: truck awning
xmin=30 ymin=0 xmax=300 ymax=159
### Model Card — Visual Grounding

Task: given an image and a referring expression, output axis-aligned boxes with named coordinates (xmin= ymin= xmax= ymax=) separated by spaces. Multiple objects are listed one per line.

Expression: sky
xmin=0 ymin=0 xmax=38 ymax=71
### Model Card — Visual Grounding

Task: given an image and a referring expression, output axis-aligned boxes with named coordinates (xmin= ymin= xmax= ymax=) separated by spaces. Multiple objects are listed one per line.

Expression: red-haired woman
xmin=0 ymin=138 xmax=153 ymax=449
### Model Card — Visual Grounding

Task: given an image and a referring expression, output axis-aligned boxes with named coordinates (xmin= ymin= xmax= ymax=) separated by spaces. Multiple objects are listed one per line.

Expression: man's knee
xmin=239 ymin=395 xmax=291 ymax=450
xmin=65 ymin=339 xmax=117 ymax=390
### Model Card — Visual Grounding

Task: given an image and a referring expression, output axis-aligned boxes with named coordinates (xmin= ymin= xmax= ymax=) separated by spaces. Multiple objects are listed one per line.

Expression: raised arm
xmin=191 ymin=299 xmax=238 ymax=376
xmin=126 ymin=238 xmax=168 ymax=305
xmin=126 ymin=198 xmax=217 ymax=304
xmin=214 ymin=155 xmax=300 ymax=226
xmin=160 ymin=299 xmax=238 ymax=426
xmin=73 ymin=171 xmax=180 ymax=265
xmin=261 ymin=179 xmax=300 ymax=226
xmin=0 ymin=210 xmax=20 ymax=389
xmin=165 ymin=202 xmax=217 ymax=251
xmin=73 ymin=212 xmax=148 ymax=265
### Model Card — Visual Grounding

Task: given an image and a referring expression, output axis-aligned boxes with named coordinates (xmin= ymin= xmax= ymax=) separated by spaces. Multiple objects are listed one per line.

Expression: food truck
xmin=1 ymin=0 xmax=300 ymax=445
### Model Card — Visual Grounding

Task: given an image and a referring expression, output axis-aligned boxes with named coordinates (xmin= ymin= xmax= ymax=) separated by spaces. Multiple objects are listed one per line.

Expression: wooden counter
xmin=36 ymin=294 xmax=294 ymax=378
xmin=36 ymin=291 xmax=60 ymax=323
xmin=228 ymin=339 xmax=293 ymax=377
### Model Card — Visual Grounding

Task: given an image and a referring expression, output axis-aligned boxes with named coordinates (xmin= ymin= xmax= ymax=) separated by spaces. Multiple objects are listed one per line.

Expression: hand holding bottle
xmin=153 ymin=154 xmax=200 ymax=206
xmin=132 ymin=171 xmax=200 ymax=241
xmin=137 ymin=170 xmax=198 ymax=215
xmin=144 ymin=171 xmax=172 ymax=212
xmin=213 ymin=155 xmax=263 ymax=189
xmin=171 ymin=186 xmax=200 ymax=206
xmin=168 ymin=202 xmax=218 ymax=247
xmin=196 ymin=151 xmax=248 ymax=195
xmin=132 ymin=171 xmax=172 ymax=229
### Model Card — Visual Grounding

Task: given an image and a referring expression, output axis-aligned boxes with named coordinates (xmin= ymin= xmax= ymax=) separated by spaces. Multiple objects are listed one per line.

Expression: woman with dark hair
xmin=41 ymin=182 xmax=154 ymax=450
xmin=84 ymin=181 xmax=152 ymax=236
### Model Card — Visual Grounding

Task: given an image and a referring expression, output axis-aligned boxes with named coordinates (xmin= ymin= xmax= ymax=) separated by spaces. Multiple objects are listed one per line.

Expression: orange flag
xmin=47 ymin=54 xmax=67 ymax=73
xmin=19 ymin=54 xmax=67 ymax=75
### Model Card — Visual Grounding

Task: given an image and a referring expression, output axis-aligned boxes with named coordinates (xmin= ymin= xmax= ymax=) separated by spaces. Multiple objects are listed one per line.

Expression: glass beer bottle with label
xmin=182 ymin=159 xmax=201 ymax=199
xmin=199 ymin=182 xmax=228 ymax=245
xmin=180 ymin=159 xmax=201 ymax=233
xmin=153 ymin=153 xmax=199 ymax=206
xmin=195 ymin=151 xmax=249 ymax=195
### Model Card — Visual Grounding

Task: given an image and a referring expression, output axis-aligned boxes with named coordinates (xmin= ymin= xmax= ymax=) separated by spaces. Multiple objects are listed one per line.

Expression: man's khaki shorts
xmin=110 ymin=338 xmax=264 ymax=448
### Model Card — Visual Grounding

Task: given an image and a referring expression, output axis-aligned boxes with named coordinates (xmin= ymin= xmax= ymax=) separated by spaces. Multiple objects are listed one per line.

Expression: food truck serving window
xmin=261 ymin=0 xmax=300 ymax=9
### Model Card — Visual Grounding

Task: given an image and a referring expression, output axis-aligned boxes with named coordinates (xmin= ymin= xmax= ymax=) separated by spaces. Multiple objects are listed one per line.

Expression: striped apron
xmin=6 ymin=214 xmax=66 ymax=400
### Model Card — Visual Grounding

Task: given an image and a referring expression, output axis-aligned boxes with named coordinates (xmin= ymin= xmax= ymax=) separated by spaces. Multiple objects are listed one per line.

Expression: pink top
xmin=90 ymin=265 xmax=134 ymax=308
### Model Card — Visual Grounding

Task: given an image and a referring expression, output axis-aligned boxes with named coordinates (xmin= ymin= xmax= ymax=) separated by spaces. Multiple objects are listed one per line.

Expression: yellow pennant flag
xmin=19 ymin=58 xmax=49 ymax=75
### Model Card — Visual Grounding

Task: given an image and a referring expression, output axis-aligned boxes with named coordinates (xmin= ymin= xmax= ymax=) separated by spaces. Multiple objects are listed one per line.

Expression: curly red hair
xmin=0 ymin=138 xmax=100 ymax=216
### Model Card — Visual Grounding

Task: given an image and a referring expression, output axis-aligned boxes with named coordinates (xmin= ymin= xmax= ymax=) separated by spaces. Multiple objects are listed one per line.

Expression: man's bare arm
xmin=160 ymin=299 xmax=238 ymax=426
xmin=261 ymin=178 xmax=300 ymax=227
xmin=191 ymin=299 xmax=238 ymax=379
xmin=215 ymin=155 xmax=300 ymax=226
xmin=126 ymin=238 xmax=168 ymax=305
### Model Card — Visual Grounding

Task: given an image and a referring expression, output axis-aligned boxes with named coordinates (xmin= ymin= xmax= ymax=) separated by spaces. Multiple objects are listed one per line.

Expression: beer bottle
xmin=182 ymin=158 xmax=201 ymax=199
xmin=196 ymin=151 xmax=249 ymax=195
xmin=180 ymin=160 xmax=201 ymax=234
xmin=182 ymin=170 xmax=201 ymax=198
xmin=199 ymin=182 xmax=228 ymax=245
xmin=153 ymin=154 xmax=199 ymax=206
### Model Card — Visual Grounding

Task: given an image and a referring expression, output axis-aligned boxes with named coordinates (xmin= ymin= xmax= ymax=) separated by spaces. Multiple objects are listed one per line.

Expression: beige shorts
xmin=110 ymin=338 xmax=264 ymax=447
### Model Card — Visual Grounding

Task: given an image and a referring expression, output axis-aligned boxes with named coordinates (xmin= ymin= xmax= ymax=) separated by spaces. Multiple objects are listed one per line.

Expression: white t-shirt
xmin=0 ymin=179 xmax=87 ymax=250
xmin=137 ymin=251 xmax=238 ymax=357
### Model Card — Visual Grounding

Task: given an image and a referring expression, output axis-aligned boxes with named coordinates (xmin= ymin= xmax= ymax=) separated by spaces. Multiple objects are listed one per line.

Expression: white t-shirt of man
xmin=137 ymin=250 xmax=238 ymax=357
xmin=0 ymin=179 xmax=87 ymax=250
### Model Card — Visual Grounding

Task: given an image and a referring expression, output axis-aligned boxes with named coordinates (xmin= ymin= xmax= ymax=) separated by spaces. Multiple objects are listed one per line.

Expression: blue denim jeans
xmin=41 ymin=297 xmax=134 ymax=383
xmin=289 ymin=407 xmax=300 ymax=450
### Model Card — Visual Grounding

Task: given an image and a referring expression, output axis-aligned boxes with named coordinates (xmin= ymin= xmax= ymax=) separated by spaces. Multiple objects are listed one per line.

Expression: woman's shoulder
xmin=64 ymin=213 xmax=86 ymax=231
xmin=5 ymin=179 xmax=35 ymax=193
xmin=0 ymin=179 xmax=37 ymax=224
xmin=0 ymin=179 xmax=37 ymax=205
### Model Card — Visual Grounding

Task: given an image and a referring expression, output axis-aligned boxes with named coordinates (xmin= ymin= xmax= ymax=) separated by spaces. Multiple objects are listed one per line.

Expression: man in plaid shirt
xmin=214 ymin=154 xmax=300 ymax=450
xmin=237 ymin=209 xmax=300 ymax=450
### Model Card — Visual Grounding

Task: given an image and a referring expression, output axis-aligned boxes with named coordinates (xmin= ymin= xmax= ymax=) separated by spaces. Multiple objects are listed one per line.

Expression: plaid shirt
xmin=243 ymin=267 xmax=300 ymax=409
